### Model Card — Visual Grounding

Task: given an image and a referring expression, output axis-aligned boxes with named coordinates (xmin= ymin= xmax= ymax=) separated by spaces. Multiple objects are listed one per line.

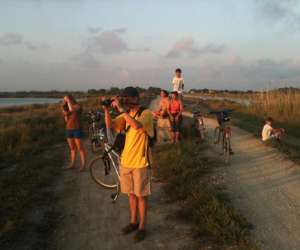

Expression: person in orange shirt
xmin=168 ymin=91 xmax=183 ymax=143
xmin=102 ymin=87 xmax=153 ymax=242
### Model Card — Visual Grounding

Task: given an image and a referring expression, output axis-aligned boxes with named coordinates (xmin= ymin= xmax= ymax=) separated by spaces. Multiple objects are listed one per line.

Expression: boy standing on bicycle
xmin=102 ymin=87 xmax=154 ymax=242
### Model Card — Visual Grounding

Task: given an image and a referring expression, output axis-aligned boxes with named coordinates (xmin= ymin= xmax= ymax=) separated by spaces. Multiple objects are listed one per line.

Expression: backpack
xmin=112 ymin=107 xmax=156 ymax=154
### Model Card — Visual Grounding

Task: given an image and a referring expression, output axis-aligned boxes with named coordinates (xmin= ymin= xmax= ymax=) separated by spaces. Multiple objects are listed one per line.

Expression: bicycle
xmin=89 ymin=128 xmax=121 ymax=201
xmin=87 ymin=111 xmax=104 ymax=153
xmin=193 ymin=111 xmax=206 ymax=141
xmin=210 ymin=110 xmax=234 ymax=164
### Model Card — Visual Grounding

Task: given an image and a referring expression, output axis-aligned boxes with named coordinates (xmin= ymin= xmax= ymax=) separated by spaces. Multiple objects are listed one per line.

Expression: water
xmin=0 ymin=98 xmax=61 ymax=107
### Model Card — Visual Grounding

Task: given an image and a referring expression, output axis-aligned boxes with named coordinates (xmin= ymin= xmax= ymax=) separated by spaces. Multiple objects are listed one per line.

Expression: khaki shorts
xmin=120 ymin=166 xmax=151 ymax=197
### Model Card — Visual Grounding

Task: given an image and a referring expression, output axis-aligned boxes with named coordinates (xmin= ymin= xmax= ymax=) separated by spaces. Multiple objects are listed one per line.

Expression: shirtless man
xmin=153 ymin=90 xmax=170 ymax=119
xmin=153 ymin=90 xmax=171 ymax=143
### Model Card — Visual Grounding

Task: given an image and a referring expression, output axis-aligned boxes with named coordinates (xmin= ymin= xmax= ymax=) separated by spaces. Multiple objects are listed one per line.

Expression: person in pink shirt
xmin=168 ymin=91 xmax=183 ymax=143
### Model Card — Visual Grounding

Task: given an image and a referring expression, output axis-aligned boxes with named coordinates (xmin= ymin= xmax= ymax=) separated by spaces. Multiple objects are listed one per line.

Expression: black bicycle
xmin=210 ymin=109 xmax=234 ymax=164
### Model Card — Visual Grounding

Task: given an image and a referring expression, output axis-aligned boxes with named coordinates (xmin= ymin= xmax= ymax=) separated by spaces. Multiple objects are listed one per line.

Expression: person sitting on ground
xmin=153 ymin=89 xmax=170 ymax=119
xmin=154 ymin=89 xmax=172 ymax=144
xmin=62 ymin=95 xmax=86 ymax=172
xmin=262 ymin=117 xmax=285 ymax=142
xmin=168 ymin=91 xmax=183 ymax=143
xmin=102 ymin=87 xmax=154 ymax=242
xmin=172 ymin=68 xmax=184 ymax=99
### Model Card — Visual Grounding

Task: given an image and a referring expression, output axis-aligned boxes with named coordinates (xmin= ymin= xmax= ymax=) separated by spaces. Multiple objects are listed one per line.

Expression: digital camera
xmin=100 ymin=99 xmax=114 ymax=106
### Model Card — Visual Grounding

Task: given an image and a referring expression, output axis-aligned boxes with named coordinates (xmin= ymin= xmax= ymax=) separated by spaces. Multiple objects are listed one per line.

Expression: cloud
xmin=87 ymin=29 xmax=129 ymax=54
xmin=0 ymin=33 xmax=23 ymax=46
xmin=24 ymin=41 xmax=49 ymax=50
xmin=166 ymin=37 xmax=226 ymax=58
xmin=0 ymin=32 xmax=49 ymax=51
xmin=71 ymin=51 xmax=100 ymax=68
xmin=256 ymin=0 xmax=300 ymax=28
xmin=88 ymin=26 xmax=102 ymax=34
xmin=112 ymin=27 xmax=127 ymax=33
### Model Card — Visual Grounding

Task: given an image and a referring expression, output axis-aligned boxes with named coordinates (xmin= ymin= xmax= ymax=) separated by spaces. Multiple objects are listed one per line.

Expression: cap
xmin=121 ymin=87 xmax=139 ymax=98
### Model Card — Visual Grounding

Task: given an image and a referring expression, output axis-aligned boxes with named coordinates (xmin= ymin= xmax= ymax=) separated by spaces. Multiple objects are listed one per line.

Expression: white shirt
xmin=262 ymin=124 xmax=273 ymax=141
xmin=172 ymin=77 xmax=184 ymax=93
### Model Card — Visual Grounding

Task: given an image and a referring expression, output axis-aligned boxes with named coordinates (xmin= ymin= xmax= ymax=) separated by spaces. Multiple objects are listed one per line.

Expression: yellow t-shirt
xmin=113 ymin=109 xmax=154 ymax=168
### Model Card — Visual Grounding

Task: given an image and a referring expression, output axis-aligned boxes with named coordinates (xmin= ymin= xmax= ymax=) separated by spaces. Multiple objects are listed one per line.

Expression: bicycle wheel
xmin=223 ymin=136 xmax=230 ymax=164
xmin=89 ymin=153 xmax=119 ymax=189
xmin=214 ymin=126 xmax=221 ymax=144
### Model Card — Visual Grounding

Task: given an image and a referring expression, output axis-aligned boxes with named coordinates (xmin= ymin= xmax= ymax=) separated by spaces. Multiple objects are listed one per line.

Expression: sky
xmin=1 ymin=0 xmax=300 ymax=91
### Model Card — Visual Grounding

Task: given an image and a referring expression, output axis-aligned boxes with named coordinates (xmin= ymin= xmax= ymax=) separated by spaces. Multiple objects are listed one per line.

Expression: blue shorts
xmin=66 ymin=129 xmax=83 ymax=139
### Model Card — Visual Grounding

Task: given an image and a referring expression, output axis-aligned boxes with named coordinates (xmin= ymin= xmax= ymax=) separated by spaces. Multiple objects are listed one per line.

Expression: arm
xmin=64 ymin=96 xmax=80 ymax=112
xmin=63 ymin=112 xmax=69 ymax=123
xmin=103 ymin=107 xmax=113 ymax=129
xmin=178 ymin=100 xmax=183 ymax=116
xmin=111 ymin=99 xmax=142 ymax=130
xmin=121 ymin=111 xmax=142 ymax=130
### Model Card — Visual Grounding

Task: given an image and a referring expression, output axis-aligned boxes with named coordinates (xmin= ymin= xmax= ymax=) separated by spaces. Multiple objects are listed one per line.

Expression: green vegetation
xmin=0 ymin=103 xmax=65 ymax=249
xmin=153 ymin=141 xmax=256 ymax=249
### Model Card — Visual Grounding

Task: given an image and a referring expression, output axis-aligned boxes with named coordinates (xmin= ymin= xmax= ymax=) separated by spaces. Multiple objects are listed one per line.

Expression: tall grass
xmin=0 ymin=103 xmax=65 ymax=249
xmin=0 ymin=104 xmax=65 ymax=167
xmin=249 ymin=90 xmax=300 ymax=124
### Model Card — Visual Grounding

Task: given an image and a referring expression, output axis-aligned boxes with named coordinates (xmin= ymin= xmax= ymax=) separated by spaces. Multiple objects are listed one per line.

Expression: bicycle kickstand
xmin=111 ymin=184 xmax=120 ymax=203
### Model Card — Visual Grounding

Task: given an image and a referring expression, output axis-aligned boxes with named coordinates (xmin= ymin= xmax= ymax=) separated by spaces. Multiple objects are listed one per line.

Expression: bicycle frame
xmin=103 ymin=142 xmax=120 ymax=179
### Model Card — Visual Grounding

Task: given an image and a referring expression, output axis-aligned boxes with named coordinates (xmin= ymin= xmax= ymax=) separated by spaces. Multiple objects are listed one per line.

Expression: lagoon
xmin=0 ymin=98 xmax=61 ymax=107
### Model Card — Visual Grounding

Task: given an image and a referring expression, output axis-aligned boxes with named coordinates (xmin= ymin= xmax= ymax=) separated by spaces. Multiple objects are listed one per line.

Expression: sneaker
xmin=134 ymin=230 xmax=146 ymax=242
xmin=121 ymin=223 xmax=139 ymax=235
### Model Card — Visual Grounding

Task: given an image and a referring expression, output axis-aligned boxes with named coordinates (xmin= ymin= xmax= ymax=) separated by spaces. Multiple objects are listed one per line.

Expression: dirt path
xmin=54 ymin=143 xmax=196 ymax=250
xmin=203 ymin=117 xmax=300 ymax=250
xmin=54 ymin=100 xmax=197 ymax=250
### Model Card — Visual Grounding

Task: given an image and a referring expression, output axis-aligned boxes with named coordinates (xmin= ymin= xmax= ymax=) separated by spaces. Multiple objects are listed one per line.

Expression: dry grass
xmin=248 ymin=90 xmax=300 ymax=123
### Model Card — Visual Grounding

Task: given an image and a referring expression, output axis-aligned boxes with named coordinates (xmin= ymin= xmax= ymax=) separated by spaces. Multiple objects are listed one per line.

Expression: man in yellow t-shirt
xmin=102 ymin=87 xmax=153 ymax=242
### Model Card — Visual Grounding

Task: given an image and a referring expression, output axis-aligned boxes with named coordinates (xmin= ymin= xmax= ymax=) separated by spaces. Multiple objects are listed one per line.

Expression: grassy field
xmin=153 ymin=141 xmax=256 ymax=249
xmin=0 ymin=103 xmax=66 ymax=249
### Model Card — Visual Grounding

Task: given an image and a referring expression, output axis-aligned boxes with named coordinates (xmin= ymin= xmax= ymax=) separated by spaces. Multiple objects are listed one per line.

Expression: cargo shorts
xmin=120 ymin=166 xmax=151 ymax=197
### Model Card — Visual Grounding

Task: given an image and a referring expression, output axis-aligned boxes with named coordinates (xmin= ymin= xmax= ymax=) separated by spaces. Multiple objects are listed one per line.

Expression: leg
xmin=170 ymin=116 xmax=176 ymax=143
xmin=129 ymin=194 xmax=138 ymax=225
xmin=175 ymin=132 xmax=180 ymax=143
xmin=120 ymin=168 xmax=139 ymax=235
xmin=74 ymin=138 xmax=86 ymax=170
xmin=137 ymin=196 xmax=147 ymax=230
xmin=175 ymin=115 xmax=181 ymax=143
xmin=133 ymin=168 xmax=151 ymax=242
xmin=67 ymin=138 xmax=76 ymax=168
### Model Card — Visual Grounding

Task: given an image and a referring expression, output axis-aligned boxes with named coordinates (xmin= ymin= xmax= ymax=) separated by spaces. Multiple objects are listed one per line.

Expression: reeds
xmin=248 ymin=89 xmax=300 ymax=123
xmin=0 ymin=104 xmax=64 ymax=164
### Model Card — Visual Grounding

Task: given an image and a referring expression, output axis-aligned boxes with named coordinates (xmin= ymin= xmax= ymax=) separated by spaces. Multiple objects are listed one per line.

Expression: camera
xmin=62 ymin=103 xmax=69 ymax=112
xmin=100 ymin=99 xmax=114 ymax=106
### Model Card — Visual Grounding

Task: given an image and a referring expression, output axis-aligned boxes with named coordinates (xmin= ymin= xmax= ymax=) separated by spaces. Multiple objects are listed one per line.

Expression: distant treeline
xmin=0 ymin=86 xmax=162 ymax=98
xmin=188 ymin=87 xmax=300 ymax=95
xmin=2 ymin=86 xmax=300 ymax=98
